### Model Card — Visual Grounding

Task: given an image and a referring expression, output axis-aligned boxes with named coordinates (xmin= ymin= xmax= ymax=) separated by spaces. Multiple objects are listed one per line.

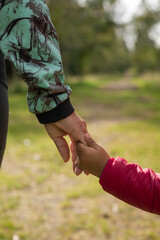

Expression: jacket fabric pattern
xmin=0 ymin=0 xmax=71 ymax=114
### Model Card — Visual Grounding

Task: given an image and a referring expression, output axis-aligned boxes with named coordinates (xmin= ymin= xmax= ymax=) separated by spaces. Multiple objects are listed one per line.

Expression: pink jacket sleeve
xmin=99 ymin=157 xmax=160 ymax=214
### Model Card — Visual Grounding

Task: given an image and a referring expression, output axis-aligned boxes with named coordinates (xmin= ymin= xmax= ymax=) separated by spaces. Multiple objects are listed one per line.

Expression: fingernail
xmin=75 ymin=167 xmax=82 ymax=176
xmin=64 ymin=158 xmax=69 ymax=163
xmin=85 ymin=172 xmax=90 ymax=176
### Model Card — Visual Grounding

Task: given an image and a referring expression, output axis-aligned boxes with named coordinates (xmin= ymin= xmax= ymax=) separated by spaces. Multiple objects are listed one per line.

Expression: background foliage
xmin=2 ymin=74 xmax=160 ymax=239
xmin=48 ymin=0 xmax=160 ymax=75
xmin=6 ymin=0 xmax=160 ymax=78
xmin=2 ymin=1 xmax=160 ymax=239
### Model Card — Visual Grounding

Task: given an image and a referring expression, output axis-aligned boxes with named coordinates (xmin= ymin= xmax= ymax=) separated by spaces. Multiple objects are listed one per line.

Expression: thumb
xmin=84 ymin=133 xmax=98 ymax=148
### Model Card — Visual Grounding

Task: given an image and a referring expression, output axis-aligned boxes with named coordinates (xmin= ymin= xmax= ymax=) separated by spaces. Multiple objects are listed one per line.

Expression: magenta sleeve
xmin=99 ymin=157 xmax=160 ymax=215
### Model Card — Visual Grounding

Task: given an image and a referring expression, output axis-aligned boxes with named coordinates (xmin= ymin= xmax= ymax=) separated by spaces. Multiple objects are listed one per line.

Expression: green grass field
xmin=1 ymin=73 xmax=160 ymax=240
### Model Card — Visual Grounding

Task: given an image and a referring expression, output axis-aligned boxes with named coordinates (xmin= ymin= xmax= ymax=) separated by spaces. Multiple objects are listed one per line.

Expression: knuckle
xmin=81 ymin=120 xmax=87 ymax=133
xmin=89 ymin=138 xmax=94 ymax=144
xmin=81 ymin=119 xmax=86 ymax=125
xmin=81 ymin=120 xmax=87 ymax=128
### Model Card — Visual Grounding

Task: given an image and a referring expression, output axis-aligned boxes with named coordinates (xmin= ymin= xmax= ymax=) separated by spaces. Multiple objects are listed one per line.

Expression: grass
xmin=1 ymin=73 xmax=160 ymax=239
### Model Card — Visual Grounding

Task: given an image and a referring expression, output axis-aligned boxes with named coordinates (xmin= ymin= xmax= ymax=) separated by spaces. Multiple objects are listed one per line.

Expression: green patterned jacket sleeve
xmin=0 ymin=0 xmax=73 ymax=118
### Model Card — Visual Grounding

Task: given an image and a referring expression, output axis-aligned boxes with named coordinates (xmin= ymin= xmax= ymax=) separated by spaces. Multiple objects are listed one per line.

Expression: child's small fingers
xmin=74 ymin=159 xmax=83 ymax=175
xmin=76 ymin=141 xmax=83 ymax=150
xmin=73 ymin=156 xmax=83 ymax=175
xmin=75 ymin=167 xmax=83 ymax=176
xmin=84 ymin=170 xmax=90 ymax=176
xmin=75 ymin=156 xmax=80 ymax=167
xmin=75 ymin=156 xmax=89 ymax=176
xmin=76 ymin=141 xmax=87 ymax=155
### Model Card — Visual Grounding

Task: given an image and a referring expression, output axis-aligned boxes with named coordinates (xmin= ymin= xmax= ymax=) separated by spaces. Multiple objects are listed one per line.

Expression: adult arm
xmin=0 ymin=0 xmax=74 ymax=122
xmin=0 ymin=0 xmax=88 ymax=170
xmin=76 ymin=135 xmax=160 ymax=213
xmin=100 ymin=157 xmax=160 ymax=214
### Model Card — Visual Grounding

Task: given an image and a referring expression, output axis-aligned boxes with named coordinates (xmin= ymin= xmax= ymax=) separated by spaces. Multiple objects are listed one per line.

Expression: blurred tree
xmin=6 ymin=0 xmax=160 ymax=81
xmin=49 ymin=0 xmax=93 ymax=77
xmin=49 ymin=0 xmax=130 ymax=76
xmin=132 ymin=0 xmax=160 ymax=72
xmin=85 ymin=0 xmax=130 ymax=73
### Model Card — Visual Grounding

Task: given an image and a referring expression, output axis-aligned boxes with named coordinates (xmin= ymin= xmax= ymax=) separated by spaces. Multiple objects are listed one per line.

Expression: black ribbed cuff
xmin=36 ymin=98 xmax=75 ymax=124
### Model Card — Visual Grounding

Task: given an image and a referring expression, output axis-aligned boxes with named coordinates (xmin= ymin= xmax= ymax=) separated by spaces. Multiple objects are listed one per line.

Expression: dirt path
xmin=1 ymin=116 xmax=150 ymax=240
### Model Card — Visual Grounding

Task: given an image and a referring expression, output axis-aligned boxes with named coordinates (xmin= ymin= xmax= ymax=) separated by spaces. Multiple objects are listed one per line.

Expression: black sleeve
xmin=0 ymin=51 xmax=9 ymax=167
xmin=36 ymin=98 xmax=74 ymax=124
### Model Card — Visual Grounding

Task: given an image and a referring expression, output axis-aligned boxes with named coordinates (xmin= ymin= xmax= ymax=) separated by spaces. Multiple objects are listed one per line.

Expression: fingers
xmin=45 ymin=115 xmax=91 ymax=177
xmin=70 ymin=141 xmax=77 ymax=163
xmin=74 ymin=157 xmax=83 ymax=175
xmin=76 ymin=142 xmax=90 ymax=176
xmin=75 ymin=166 xmax=83 ymax=176
xmin=81 ymin=119 xmax=88 ymax=135
xmin=76 ymin=120 xmax=88 ymax=145
xmin=84 ymin=133 xmax=98 ymax=149
xmin=84 ymin=170 xmax=90 ymax=176
xmin=70 ymin=141 xmax=83 ymax=176
xmin=53 ymin=137 xmax=70 ymax=162
xmin=76 ymin=141 xmax=87 ymax=155
xmin=70 ymin=141 xmax=89 ymax=176
xmin=44 ymin=123 xmax=70 ymax=163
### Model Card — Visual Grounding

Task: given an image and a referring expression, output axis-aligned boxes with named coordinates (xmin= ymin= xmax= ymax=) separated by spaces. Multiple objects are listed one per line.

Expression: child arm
xmin=100 ymin=157 xmax=160 ymax=214
xmin=76 ymin=134 xmax=160 ymax=215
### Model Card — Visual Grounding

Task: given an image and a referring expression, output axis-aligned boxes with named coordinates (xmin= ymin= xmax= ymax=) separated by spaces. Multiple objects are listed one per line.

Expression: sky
xmin=113 ymin=0 xmax=142 ymax=23
xmin=113 ymin=0 xmax=159 ymax=23
xmin=78 ymin=0 xmax=160 ymax=23
xmin=113 ymin=0 xmax=160 ymax=48
xmin=77 ymin=0 xmax=160 ymax=48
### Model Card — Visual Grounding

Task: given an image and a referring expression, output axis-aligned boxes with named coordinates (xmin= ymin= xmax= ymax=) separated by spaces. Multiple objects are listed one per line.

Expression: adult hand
xmin=44 ymin=112 xmax=88 ymax=175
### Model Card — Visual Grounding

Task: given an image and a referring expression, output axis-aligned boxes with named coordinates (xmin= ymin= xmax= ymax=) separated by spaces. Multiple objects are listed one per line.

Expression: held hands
xmin=76 ymin=134 xmax=110 ymax=178
xmin=44 ymin=112 xmax=88 ymax=175
xmin=44 ymin=112 xmax=109 ymax=178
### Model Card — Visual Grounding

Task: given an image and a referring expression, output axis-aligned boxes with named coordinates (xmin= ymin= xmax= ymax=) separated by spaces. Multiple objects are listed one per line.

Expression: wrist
xmin=96 ymin=155 xmax=110 ymax=178
xmin=36 ymin=98 xmax=74 ymax=124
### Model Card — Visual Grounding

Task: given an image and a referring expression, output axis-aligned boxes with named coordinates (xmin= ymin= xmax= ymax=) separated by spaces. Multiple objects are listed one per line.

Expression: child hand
xmin=76 ymin=134 xmax=110 ymax=178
